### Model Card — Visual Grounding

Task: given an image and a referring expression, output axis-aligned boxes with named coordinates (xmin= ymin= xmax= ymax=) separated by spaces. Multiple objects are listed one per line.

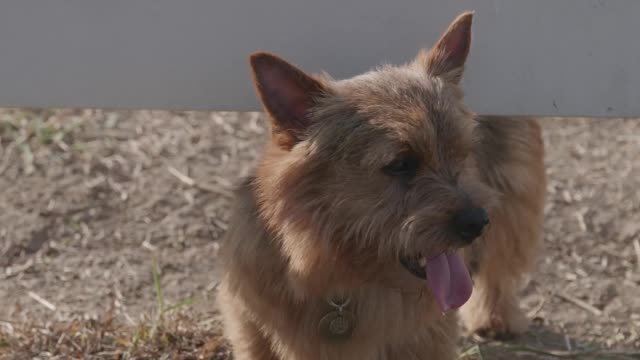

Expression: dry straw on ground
xmin=0 ymin=109 xmax=639 ymax=359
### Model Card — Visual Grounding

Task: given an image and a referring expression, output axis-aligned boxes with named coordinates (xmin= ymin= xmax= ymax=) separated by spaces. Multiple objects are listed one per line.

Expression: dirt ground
xmin=0 ymin=109 xmax=638 ymax=359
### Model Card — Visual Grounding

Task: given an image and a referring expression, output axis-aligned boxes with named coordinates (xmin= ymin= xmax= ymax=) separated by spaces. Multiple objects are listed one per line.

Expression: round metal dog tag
xmin=319 ymin=310 xmax=355 ymax=340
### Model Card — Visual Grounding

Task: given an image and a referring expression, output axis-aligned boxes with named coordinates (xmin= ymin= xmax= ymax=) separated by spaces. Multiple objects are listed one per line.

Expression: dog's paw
xmin=468 ymin=309 xmax=529 ymax=341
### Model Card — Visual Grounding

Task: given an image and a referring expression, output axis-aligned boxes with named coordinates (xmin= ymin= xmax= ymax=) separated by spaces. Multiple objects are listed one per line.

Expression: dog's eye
xmin=383 ymin=155 xmax=419 ymax=178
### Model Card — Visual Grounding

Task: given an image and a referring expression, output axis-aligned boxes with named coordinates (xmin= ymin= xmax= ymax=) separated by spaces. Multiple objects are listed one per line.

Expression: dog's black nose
xmin=453 ymin=207 xmax=489 ymax=242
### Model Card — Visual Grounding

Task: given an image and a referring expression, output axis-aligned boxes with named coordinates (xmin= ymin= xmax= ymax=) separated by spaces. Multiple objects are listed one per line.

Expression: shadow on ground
xmin=461 ymin=323 xmax=639 ymax=359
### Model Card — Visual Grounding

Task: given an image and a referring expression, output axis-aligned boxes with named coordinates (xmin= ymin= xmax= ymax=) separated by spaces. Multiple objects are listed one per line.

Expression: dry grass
xmin=0 ymin=109 xmax=639 ymax=359
xmin=1 ymin=259 xmax=231 ymax=360
xmin=3 ymin=316 xmax=639 ymax=360
xmin=1 ymin=313 xmax=230 ymax=360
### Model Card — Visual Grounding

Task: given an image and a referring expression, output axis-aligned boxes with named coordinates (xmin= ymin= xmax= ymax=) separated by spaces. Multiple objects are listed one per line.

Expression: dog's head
xmin=250 ymin=12 xmax=496 ymax=310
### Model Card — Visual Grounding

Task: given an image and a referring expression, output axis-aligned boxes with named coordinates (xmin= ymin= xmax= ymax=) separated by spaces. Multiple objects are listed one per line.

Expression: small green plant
xmin=150 ymin=261 xmax=201 ymax=336
xmin=123 ymin=261 xmax=203 ymax=359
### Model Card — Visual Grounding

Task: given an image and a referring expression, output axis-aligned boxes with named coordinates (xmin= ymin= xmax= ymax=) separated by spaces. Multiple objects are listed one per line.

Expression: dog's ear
xmin=417 ymin=11 xmax=473 ymax=84
xmin=249 ymin=52 xmax=328 ymax=150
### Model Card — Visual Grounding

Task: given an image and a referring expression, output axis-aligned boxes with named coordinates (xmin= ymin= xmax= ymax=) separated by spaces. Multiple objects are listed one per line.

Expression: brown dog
xmin=217 ymin=11 xmax=546 ymax=360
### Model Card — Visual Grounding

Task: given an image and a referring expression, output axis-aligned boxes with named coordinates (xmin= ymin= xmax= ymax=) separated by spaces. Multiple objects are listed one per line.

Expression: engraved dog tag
xmin=318 ymin=309 xmax=355 ymax=340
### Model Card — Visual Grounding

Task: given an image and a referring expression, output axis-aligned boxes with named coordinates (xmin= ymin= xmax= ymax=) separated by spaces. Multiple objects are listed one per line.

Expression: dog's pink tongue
xmin=425 ymin=252 xmax=473 ymax=313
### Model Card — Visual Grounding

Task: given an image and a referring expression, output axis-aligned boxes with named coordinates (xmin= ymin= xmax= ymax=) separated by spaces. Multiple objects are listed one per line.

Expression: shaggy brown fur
xmin=217 ymin=12 xmax=546 ymax=360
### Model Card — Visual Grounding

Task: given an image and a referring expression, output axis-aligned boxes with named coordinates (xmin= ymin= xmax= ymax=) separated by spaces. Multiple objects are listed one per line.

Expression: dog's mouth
xmin=399 ymin=254 xmax=428 ymax=279
xmin=399 ymin=251 xmax=473 ymax=312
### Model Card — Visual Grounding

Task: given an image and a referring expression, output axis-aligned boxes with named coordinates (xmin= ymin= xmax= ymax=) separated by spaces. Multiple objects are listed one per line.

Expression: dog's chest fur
xmin=218 ymin=185 xmax=459 ymax=360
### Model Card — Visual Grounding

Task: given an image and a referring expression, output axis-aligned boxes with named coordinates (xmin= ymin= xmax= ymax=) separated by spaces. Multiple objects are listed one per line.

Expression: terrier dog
xmin=217 ymin=11 xmax=546 ymax=360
